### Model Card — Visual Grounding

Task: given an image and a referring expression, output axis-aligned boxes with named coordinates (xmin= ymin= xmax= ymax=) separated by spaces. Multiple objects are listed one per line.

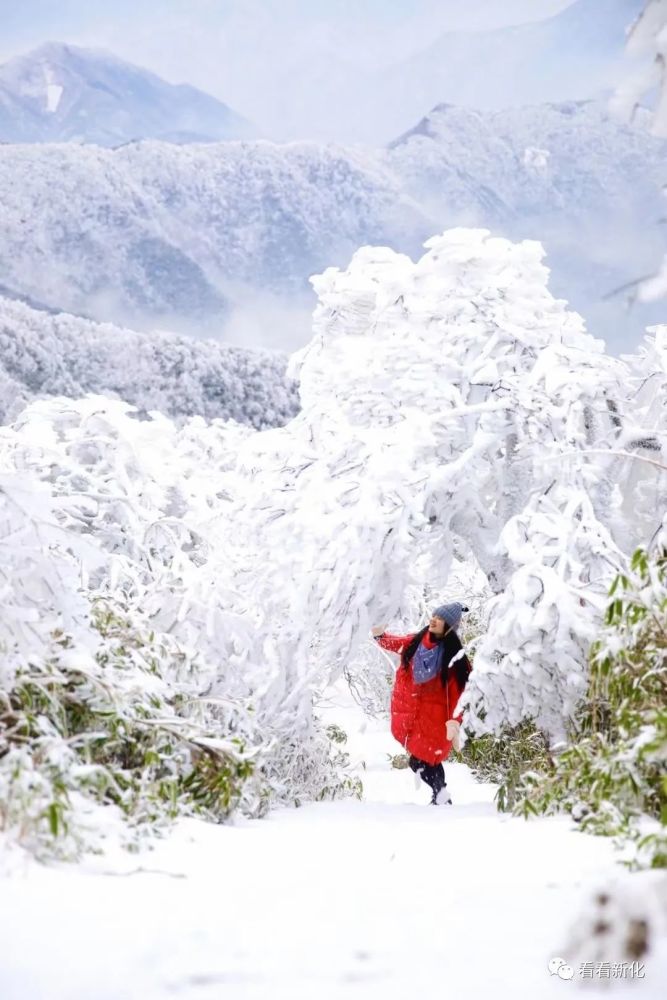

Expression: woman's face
xmin=429 ymin=615 xmax=447 ymax=636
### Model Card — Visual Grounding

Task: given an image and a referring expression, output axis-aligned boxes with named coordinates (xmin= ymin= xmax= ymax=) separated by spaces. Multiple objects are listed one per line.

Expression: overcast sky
xmin=0 ymin=1 xmax=602 ymax=141
xmin=0 ymin=0 xmax=576 ymax=61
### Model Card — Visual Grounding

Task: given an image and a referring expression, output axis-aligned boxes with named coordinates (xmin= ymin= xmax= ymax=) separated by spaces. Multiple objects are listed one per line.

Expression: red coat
xmin=377 ymin=630 xmax=471 ymax=766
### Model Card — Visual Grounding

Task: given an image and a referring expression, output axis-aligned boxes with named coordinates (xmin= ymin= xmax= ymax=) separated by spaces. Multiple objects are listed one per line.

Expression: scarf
xmin=412 ymin=630 xmax=443 ymax=684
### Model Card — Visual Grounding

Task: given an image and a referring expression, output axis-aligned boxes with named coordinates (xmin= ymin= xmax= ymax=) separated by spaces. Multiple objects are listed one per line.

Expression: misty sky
xmin=0 ymin=0 xmax=581 ymax=140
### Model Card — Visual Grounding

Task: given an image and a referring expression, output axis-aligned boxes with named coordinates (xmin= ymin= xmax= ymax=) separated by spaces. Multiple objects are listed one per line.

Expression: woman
xmin=372 ymin=602 xmax=472 ymax=805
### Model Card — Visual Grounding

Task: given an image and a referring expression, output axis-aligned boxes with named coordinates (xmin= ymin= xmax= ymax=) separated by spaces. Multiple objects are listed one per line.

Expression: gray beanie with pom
xmin=431 ymin=602 xmax=468 ymax=631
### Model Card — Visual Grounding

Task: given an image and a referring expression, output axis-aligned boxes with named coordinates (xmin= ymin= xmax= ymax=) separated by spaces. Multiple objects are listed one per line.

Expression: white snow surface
xmin=45 ymin=83 xmax=63 ymax=114
xmin=1 ymin=683 xmax=665 ymax=1000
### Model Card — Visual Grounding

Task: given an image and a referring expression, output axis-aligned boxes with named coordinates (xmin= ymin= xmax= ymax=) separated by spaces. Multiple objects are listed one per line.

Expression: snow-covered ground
xmin=1 ymin=683 xmax=665 ymax=999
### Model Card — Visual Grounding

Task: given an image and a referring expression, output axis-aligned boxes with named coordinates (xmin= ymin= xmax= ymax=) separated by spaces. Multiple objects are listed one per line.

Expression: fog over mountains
xmin=186 ymin=0 xmax=643 ymax=142
xmin=0 ymin=0 xmax=662 ymax=354
xmin=0 ymin=95 xmax=663 ymax=350
xmin=369 ymin=0 xmax=644 ymax=140
xmin=0 ymin=137 xmax=427 ymax=344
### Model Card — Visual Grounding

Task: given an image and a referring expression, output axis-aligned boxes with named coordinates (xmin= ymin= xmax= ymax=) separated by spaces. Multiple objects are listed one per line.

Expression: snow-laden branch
xmin=232 ymin=229 xmax=666 ymax=740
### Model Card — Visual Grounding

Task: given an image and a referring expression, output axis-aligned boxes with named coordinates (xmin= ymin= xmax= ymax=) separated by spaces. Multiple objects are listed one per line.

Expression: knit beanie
xmin=431 ymin=602 xmax=468 ymax=631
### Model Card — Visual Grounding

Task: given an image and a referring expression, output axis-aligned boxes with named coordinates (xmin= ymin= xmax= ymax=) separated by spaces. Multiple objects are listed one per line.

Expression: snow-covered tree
xmin=0 ymin=294 xmax=298 ymax=429
xmin=0 ymin=394 xmax=355 ymax=858
xmin=232 ymin=229 xmax=665 ymax=745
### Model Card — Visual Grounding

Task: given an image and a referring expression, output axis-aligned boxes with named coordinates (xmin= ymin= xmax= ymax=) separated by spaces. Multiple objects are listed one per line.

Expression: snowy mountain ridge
xmin=388 ymin=99 xmax=663 ymax=217
xmin=0 ymin=97 xmax=664 ymax=348
xmin=0 ymin=2 xmax=644 ymax=147
xmin=0 ymin=137 xmax=427 ymax=340
xmin=0 ymin=43 xmax=255 ymax=145
xmin=0 ymin=293 xmax=298 ymax=428
xmin=386 ymin=98 xmax=667 ymax=344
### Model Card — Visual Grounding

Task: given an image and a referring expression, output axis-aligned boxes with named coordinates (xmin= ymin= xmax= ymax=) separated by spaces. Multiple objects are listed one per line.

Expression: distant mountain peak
xmin=0 ymin=42 xmax=256 ymax=145
xmin=375 ymin=0 xmax=645 ymax=140
xmin=388 ymin=97 xmax=645 ymax=151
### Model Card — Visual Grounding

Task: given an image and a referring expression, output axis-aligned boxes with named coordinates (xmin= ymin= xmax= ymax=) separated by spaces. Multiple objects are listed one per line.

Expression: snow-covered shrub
xmin=0 ymin=596 xmax=256 ymax=860
xmin=507 ymin=537 xmax=667 ymax=870
xmin=0 ymin=433 xmax=260 ymax=858
xmin=455 ymin=720 xmax=554 ymax=812
xmin=0 ymin=395 xmax=358 ymax=859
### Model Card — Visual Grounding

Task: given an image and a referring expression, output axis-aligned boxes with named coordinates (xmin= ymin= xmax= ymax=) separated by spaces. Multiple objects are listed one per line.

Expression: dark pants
xmin=408 ymin=754 xmax=446 ymax=802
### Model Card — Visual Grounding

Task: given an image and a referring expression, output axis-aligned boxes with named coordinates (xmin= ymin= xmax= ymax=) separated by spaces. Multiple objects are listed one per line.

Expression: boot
xmin=431 ymin=785 xmax=452 ymax=805
xmin=408 ymin=755 xmax=424 ymax=790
